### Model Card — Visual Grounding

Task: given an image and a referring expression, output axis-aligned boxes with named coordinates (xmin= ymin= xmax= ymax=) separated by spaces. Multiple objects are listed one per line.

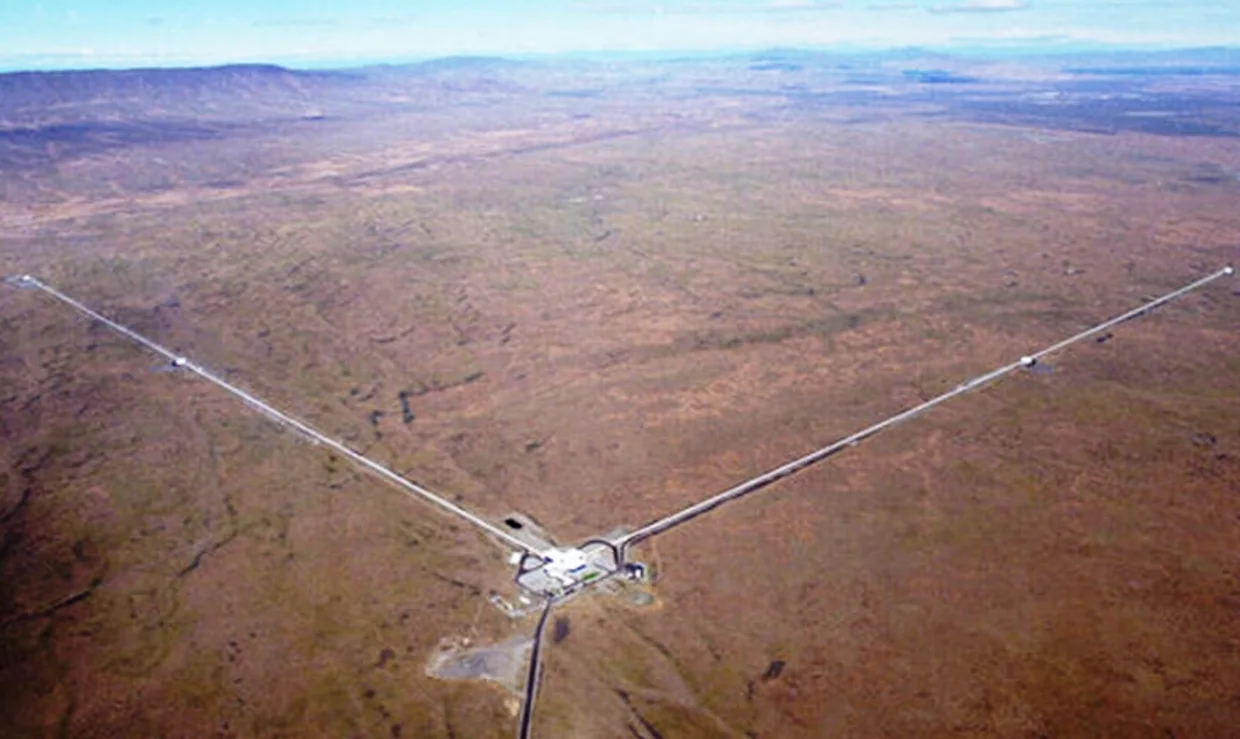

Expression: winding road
xmin=518 ymin=598 xmax=556 ymax=739
xmin=9 ymin=264 xmax=1234 ymax=739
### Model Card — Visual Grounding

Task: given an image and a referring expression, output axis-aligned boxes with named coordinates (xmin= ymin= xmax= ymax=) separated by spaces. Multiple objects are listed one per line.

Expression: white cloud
xmin=575 ymin=0 xmax=840 ymax=14
xmin=767 ymin=0 xmax=835 ymax=8
xmin=930 ymin=0 xmax=1028 ymax=13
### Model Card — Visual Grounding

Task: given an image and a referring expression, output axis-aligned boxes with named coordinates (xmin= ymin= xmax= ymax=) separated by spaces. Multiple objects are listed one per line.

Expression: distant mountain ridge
xmin=0 ymin=64 xmax=351 ymax=128
xmin=0 ymin=59 xmax=529 ymax=130
xmin=1 ymin=46 xmax=1237 ymax=187
xmin=393 ymin=55 xmax=529 ymax=74
xmin=0 ymin=58 xmax=531 ymax=195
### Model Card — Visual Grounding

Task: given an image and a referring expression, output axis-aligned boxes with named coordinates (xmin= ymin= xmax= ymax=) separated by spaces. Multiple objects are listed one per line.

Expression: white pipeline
xmin=14 ymin=275 xmax=541 ymax=557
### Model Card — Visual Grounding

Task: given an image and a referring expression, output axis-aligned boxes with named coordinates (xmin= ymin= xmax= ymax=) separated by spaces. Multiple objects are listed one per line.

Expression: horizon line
xmin=2 ymin=41 xmax=1238 ymax=75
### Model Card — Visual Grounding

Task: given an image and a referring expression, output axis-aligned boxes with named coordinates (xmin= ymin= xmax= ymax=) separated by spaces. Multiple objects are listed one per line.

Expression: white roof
xmin=542 ymin=548 xmax=590 ymax=587
xmin=545 ymin=547 xmax=588 ymax=570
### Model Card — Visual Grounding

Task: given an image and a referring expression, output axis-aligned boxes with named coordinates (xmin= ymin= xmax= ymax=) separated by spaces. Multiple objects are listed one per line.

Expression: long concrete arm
xmin=11 ymin=275 xmax=542 ymax=557
xmin=618 ymin=266 xmax=1235 ymax=550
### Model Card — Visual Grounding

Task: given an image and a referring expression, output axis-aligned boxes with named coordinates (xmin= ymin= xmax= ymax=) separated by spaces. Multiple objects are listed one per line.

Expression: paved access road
xmin=517 ymin=598 xmax=556 ymax=739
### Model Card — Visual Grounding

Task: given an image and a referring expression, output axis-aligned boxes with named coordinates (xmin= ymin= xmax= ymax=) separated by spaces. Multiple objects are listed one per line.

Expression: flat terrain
xmin=2 ymin=51 xmax=1239 ymax=738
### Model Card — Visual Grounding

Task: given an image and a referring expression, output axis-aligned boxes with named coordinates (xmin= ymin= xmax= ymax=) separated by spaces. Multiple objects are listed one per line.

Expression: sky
xmin=0 ymin=0 xmax=1237 ymax=70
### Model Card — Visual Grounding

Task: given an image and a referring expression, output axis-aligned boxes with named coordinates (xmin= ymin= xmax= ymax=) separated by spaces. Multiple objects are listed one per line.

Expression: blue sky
xmin=1 ymin=0 xmax=1237 ymax=70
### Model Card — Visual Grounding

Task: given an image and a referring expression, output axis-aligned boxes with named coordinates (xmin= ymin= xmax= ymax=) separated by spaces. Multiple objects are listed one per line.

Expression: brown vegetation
xmin=2 ymin=52 xmax=1238 ymax=737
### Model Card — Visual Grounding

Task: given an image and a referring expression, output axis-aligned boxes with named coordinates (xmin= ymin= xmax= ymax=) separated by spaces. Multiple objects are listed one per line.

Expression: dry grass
xmin=2 ymin=62 xmax=1239 ymax=738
